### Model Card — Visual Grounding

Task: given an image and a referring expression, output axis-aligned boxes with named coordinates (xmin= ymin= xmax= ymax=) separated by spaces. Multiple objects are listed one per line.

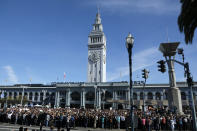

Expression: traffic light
xmin=157 ymin=60 xmax=166 ymax=73
xmin=142 ymin=69 xmax=149 ymax=79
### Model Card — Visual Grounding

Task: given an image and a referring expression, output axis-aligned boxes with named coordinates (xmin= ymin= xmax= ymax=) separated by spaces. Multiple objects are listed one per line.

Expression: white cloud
xmin=87 ymin=0 xmax=180 ymax=15
xmin=3 ymin=65 xmax=18 ymax=83
xmin=107 ymin=47 xmax=160 ymax=81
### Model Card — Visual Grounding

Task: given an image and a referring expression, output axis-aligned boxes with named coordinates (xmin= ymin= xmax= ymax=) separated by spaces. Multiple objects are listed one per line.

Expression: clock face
xmin=88 ymin=51 xmax=100 ymax=63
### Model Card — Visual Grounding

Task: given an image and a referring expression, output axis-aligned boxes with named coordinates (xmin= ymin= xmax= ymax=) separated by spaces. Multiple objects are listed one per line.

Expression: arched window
xmin=14 ymin=92 xmax=17 ymax=99
xmin=133 ymin=93 xmax=137 ymax=100
xmin=105 ymin=91 xmax=112 ymax=100
xmin=71 ymin=91 xmax=80 ymax=101
xmin=35 ymin=92 xmax=38 ymax=101
xmin=9 ymin=92 xmax=12 ymax=97
xmin=86 ymin=91 xmax=94 ymax=101
xmin=140 ymin=92 xmax=143 ymax=100
xmin=40 ymin=92 xmax=43 ymax=101
xmin=156 ymin=92 xmax=161 ymax=100
xmin=181 ymin=92 xmax=186 ymax=100
xmin=148 ymin=92 xmax=153 ymax=100
xmin=29 ymin=92 xmax=33 ymax=100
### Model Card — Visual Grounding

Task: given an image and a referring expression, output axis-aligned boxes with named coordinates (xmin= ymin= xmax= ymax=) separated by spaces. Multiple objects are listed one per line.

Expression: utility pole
xmin=142 ymin=69 xmax=149 ymax=116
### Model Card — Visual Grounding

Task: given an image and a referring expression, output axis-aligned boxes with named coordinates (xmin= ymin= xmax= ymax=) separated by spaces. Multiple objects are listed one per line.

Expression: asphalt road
xmin=0 ymin=123 xmax=126 ymax=131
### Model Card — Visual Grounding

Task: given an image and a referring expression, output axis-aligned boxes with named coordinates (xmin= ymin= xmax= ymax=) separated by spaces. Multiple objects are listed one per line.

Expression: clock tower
xmin=87 ymin=12 xmax=106 ymax=82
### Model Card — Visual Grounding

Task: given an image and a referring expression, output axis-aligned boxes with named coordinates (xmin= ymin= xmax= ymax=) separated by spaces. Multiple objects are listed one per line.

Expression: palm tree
xmin=178 ymin=0 xmax=197 ymax=44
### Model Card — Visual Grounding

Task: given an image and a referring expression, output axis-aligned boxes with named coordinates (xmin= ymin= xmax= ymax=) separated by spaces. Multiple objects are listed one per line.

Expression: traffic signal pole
xmin=142 ymin=69 xmax=149 ymax=117
xmin=173 ymin=60 xmax=197 ymax=130
xmin=143 ymin=78 xmax=146 ymax=116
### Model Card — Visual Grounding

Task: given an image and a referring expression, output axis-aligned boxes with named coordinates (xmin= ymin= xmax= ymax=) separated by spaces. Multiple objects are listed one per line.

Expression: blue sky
xmin=0 ymin=0 xmax=196 ymax=85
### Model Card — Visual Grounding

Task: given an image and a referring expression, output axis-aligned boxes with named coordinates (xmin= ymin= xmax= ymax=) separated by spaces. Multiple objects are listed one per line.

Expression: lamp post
xmin=126 ymin=32 xmax=134 ymax=131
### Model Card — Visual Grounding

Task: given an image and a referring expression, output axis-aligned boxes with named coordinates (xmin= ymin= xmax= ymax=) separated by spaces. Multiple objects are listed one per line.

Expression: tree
xmin=178 ymin=0 xmax=197 ymax=44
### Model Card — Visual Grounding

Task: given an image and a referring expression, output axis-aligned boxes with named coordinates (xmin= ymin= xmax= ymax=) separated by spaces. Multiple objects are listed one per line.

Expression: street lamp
xmin=126 ymin=32 xmax=134 ymax=131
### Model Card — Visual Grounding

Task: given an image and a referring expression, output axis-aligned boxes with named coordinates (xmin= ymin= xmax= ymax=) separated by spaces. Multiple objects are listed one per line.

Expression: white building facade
xmin=87 ymin=12 xmax=106 ymax=82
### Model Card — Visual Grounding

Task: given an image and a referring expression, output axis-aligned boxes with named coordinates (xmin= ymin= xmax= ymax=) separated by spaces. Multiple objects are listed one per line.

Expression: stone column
xmin=55 ymin=91 xmax=60 ymax=108
xmin=126 ymin=90 xmax=128 ymax=101
xmin=32 ymin=92 xmax=35 ymax=102
xmin=144 ymin=92 xmax=148 ymax=100
xmin=137 ymin=92 xmax=140 ymax=100
xmin=66 ymin=89 xmax=70 ymax=107
xmin=17 ymin=92 xmax=19 ymax=99
xmin=112 ymin=90 xmax=117 ymax=109
xmin=161 ymin=92 xmax=164 ymax=100
xmin=153 ymin=92 xmax=156 ymax=100
xmin=80 ymin=89 xmax=85 ymax=108
xmin=11 ymin=92 xmax=14 ymax=99
xmin=38 ymin=93 xmax=40 ymax=102
xmin=96 ymin=89 xmax=101 ymax=109
xmin=186 ymin=91 xmax=189 ymax=100
xmin=167 ymin=59 xmax=183 ymax=114
xmin=43 ymin=91 xmax=46 ymax=101
xmin=27 ymin=92 xmax=30 ymax=101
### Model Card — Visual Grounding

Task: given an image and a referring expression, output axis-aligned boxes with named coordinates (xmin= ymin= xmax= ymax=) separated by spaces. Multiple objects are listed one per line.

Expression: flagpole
xmin=64 ymin=72 xmax=66 ymax=83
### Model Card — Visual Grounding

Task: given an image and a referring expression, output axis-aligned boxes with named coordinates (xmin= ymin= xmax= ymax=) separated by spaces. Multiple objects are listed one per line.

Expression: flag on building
xmin=64 ymin=72 xmax=66 ymax=80
xmin=30 ymin=78 xmax=32 ymax=84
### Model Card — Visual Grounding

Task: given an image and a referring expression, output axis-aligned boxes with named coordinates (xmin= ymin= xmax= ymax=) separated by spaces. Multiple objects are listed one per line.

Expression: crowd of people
xmin=0 ymin=106 xmax=194 ymax=131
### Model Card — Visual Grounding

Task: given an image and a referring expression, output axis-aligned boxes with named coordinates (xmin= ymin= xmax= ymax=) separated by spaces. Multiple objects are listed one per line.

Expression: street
xmin=0 ymin=123 xmax=125 ymax=131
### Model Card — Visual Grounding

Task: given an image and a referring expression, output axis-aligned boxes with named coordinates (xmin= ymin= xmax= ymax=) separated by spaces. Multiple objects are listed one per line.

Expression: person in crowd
xmin=170 ymin=116 xmax=176 ymax=131
xmin=0 ymin=105 xmax=195 ymax=131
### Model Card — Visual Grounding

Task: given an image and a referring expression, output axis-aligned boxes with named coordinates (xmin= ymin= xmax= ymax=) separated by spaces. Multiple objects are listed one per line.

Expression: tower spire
xmin=97 ymin=5 xmax=100 ymax=14
xmin=95 ymin=6 xmax=101 ymax=25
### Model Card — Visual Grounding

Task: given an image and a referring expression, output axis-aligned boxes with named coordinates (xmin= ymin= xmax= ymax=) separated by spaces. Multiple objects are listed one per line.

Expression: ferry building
xmin=0 ymin=12 xmax=197 ymax=110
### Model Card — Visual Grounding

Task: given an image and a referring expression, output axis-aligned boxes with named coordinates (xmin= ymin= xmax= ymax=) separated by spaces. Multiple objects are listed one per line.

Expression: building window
xmin=29 ymin=92 xmax=33 ymax=100
xmin=148 ymin=92 xmax=153 ymax=100
xmin=181 ymin=92 xmax=186 ymax=100
xmin=14 ymin=92 xmax=17 ymax=99
xmin=133 ymin=93 xmax=137 ymax=100
xmin=156 ymin=92 xmax=161 ymax=100
xmin=71 ymin=92 xmax=80 ymax=101
xmin=140 ymin=92 xmax=143 ymax=100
